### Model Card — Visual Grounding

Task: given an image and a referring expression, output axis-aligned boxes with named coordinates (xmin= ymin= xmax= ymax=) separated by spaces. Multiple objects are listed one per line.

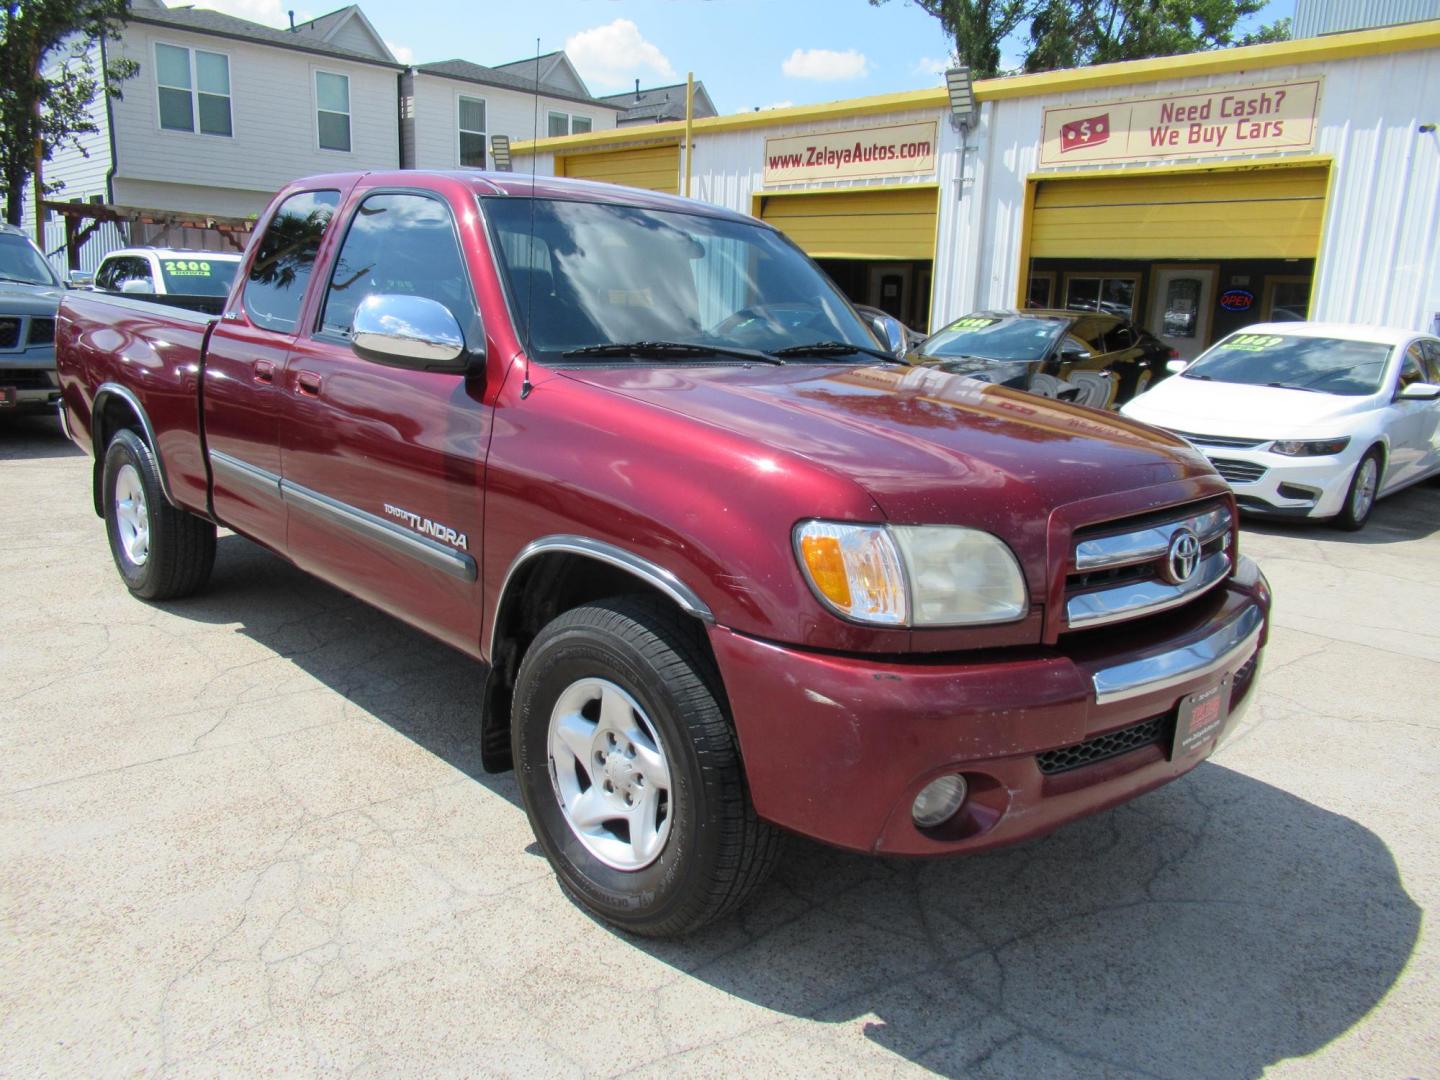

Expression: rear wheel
xmin=1334 ymin=448 xmax=1382 ymax=532
xmin=102 ymin=429 xmax=216 ymax=599
xmin=512 ymin=596 xmax=782 ymax=936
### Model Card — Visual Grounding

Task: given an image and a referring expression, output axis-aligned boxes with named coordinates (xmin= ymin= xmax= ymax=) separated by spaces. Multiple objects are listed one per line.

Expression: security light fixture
xmin=946 ymin=66 xmax=977 ymax=130
xmin=490 ymin=135 xmax=512 ymax=172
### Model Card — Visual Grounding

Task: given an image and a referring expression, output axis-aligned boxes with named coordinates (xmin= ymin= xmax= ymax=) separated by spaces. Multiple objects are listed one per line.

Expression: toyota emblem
xmin=1165 ymin=529 xmax=1202 ymax=584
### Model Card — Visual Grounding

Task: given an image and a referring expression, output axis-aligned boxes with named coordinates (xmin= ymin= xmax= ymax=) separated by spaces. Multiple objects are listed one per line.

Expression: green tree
xmin=869 ymin=0 xmax=1034 ymax=79
xmin=1024 ymin=0 xmax=1290 ymax=72
xmin=0 ymin=1 xmax=137 ymax=228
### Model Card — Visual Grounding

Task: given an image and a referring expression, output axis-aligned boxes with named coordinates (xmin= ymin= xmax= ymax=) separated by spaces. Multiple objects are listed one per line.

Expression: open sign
xmin=1220 ymin=289 xmax=1255 ymax=312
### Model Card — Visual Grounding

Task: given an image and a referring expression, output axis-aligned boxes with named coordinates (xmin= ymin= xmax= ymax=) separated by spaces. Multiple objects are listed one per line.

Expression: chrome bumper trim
xmin=1067 ymin=551 xmax=1230 ymax=629
xmin=1075 ymin=505 xmax=1231 ymax=571
xmin=1091 ymin=600 xmax=1264 ymax=706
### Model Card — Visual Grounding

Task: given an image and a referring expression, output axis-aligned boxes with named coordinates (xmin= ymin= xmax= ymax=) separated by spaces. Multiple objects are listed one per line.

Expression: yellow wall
xmin=756 ymin=186 xmax=939 ymax=261
xmin=557 ymin=144 xmax=680 ymax=194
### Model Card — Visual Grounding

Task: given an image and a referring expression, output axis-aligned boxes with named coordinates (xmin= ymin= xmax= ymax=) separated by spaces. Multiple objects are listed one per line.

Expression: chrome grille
xmin=1165 ymin=428 xmax=1265 ymax=450
xmin=1065 ymin=500 xmax=1232 ymax=630
xmin=1208 ymin=458 xmax=1268 ymax=485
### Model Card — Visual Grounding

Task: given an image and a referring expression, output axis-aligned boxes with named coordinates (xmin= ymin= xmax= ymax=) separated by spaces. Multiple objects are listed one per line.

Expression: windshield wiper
xmin=562 ymin=340 xmax=785 ymax=365
xmin=0 ymin=274 xmax=48 ymax=286
xmin=1265 ymin=381 xmax=1325 ymax=393
xmin=770 ymin=340 xmax=907 ymax=364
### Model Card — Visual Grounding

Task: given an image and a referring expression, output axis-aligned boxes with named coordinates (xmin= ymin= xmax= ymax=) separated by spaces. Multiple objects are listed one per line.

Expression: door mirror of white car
xmin=1397 ymin=381 xmax=1440 ymax=401
xmin=1165 ymin=358 xmax=1189 ymax=375
xmin=350 ymin=293 xmax=471 ymax=374
xmin=119 ymin=278 xmax=154 ymax=295
xmin=869 ymin=313 xmax=909 ymax=358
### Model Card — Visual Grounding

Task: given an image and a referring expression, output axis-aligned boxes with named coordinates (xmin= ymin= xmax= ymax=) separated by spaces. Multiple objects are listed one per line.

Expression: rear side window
xmin=319 ymin=191 xmax=471 ymax=337
xmin=244 ymin=189 xmax=340 ymax=333
xmin=98 ymin=256 xmax=153 ymax=293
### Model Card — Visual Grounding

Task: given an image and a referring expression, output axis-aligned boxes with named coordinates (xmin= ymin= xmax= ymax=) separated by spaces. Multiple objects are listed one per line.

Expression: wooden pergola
xmin=40 ymin=200 xmax=256 ymax=270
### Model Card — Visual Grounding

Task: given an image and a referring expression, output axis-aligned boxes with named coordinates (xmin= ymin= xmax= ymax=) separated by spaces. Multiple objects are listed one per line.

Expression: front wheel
xmin=1334 ymin=448 xmax=1382 ymax=532
xmin=102 ymin=429 xmax=216 ymax=599
xmin=512 ymin=597 xmax=782 ymax=936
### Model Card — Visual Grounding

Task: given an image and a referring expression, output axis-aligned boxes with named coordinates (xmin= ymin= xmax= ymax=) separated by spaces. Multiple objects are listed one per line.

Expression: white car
xmin=1122 ymin=322 xmax=1440 ymax=530
xmin=89 ymin=248 xmax=241 ymax=303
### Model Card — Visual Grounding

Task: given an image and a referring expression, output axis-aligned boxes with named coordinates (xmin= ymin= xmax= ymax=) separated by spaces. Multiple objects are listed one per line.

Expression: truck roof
xmin=286 ymin=170 xmax=767 ymax=230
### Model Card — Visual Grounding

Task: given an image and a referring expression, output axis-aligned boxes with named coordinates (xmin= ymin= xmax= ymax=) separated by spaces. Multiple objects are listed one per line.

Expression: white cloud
xmin=781 ymin=48 xmax=869 ymax=81
xmin=385 ymin=40 xmax=414 ymax=64
xmin=565 ymin=19 xmax=675 ymax=93
xmin=913 ymin=56 xmax=952 ymax=79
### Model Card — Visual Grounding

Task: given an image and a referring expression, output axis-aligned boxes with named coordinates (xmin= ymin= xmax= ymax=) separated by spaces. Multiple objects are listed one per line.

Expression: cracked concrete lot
xmin=2 ymin=412 xmax=1437 ymax=1078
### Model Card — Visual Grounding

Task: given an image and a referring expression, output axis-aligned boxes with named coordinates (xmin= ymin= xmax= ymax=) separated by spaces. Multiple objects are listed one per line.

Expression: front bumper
xmin=711 ymin=557 xmax=1270 ymax=856
xmin=0 ymin=347 xmax=60 ymax=409
xmin=1196 ymin=445 xmax=1356 ymax=519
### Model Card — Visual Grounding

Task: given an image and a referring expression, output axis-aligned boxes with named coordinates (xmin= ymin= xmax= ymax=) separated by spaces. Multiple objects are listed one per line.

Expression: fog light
xmin=912 ymin=774 xmax=968 ymax=828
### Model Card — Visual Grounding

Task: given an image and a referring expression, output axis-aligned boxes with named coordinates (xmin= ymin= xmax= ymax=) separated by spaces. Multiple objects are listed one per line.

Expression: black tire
xmin=512 ymin=596 xmax=782 ymax=937
xmin=102 ymin=428 xmax=216 ymax=600
xmin=1334 ymin=448 xmax=1383 ymax=532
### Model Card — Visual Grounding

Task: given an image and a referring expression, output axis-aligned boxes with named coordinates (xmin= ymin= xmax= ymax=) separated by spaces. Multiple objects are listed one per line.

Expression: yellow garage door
xmin=1031 ymin=166 xmax=1328 ymax=260
xmin=758 ymin=187 xmax=938 ymax=261
xmin=558 ymin=144 xmax=680 ymax=194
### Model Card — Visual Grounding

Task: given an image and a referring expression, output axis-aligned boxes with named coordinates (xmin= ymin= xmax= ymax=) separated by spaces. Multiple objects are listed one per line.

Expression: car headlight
xmin=1271 ymin=437 xmax=1350 ymax=457
xmin=795 ymin=521 xmax=1027 ymax=627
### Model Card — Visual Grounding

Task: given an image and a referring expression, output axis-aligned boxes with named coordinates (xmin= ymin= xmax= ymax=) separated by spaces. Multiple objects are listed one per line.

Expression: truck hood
xmin=1123 ymin=375 xmax=1377 ymax=437
xmin=0 ymin=281 xmax=63 ymax=315
xmin=560 ymin=362 xmax=1213 ymax=525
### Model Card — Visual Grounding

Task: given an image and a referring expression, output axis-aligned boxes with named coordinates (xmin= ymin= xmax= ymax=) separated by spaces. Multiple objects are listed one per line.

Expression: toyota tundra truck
xmin=56 ymin=171 xmax=1271 ymax=936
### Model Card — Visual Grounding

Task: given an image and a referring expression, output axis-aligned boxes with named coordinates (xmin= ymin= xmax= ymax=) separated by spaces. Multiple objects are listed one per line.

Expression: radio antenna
xmin=521 ymin=35 xmax=540 ymax=399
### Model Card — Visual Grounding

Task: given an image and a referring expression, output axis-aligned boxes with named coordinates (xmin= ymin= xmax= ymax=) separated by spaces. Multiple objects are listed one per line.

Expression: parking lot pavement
xmin=2 ymin=411 xmax=1437 ymax=1078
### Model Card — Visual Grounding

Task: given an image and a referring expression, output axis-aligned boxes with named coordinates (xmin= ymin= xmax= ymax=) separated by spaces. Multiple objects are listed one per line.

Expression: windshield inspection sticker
xmin=1222 ymin=333 xmax=1284 ymax=352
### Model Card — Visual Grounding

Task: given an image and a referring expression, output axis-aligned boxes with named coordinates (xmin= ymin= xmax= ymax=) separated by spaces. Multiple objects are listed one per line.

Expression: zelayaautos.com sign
xmin=764 ymin=121 xmax=938 ymax=184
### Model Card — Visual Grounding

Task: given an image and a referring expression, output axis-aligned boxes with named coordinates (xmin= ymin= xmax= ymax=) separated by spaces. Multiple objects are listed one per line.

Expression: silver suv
xmin=0 ymin=225 xmax=63 ymax=413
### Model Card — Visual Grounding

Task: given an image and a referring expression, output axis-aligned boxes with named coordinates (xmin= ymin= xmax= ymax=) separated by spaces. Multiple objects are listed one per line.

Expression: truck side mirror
xmin=67 ymin=270 xmax=94 ymax=289
xmin=350 ymin=293 xmax=473 ymax=374
xmin=869 ymin=312 xmax=908 ymax=358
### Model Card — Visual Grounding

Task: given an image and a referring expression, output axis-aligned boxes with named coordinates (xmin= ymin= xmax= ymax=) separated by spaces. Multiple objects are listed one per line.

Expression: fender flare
xmin=91 ymin=382 xmax=179 ymax=510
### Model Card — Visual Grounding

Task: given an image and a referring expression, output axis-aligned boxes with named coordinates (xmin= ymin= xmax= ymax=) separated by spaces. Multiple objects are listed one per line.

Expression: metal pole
xmin=684 ymin=71 xmax=694 ymax=198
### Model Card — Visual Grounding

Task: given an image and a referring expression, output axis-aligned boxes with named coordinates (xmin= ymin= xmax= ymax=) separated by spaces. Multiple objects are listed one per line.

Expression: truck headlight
xmin=795 ymin=521 xmax=1027 ymax=627
xmin=1271 ymin=437 xmax=1350 ymax=457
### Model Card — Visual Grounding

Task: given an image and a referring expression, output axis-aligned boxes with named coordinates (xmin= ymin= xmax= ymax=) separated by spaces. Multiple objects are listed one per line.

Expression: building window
xmin=156 ymin=43 xmax=231 ymax=136
xmin=547 ymin=111 xmax=592 ymax=137
xmin=316 ymin=71 xmax=351 ymax=152
xmin=458 ymin=96 xmax=486 ymax=168
xmin=1063 ymin=273 xmax=1140 ymax=320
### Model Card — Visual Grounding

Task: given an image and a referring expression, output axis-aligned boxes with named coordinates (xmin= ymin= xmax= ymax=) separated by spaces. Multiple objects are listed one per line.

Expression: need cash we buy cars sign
xmin=764 ymin=121 xmax=938 ymax=184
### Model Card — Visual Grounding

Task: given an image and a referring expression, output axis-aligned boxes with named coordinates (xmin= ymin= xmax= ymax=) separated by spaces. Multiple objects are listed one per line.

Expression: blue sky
xmin=213 ymin=0 xmax=1296 ymax=112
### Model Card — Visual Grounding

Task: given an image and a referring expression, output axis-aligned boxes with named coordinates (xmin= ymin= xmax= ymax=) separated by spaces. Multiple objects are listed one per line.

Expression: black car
xmin=913 ymin=308 xmax=1176 ymax=409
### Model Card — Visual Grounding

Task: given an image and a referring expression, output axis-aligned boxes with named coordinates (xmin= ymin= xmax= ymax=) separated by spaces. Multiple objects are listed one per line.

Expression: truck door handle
xmin=295 ymin=371 xmax=322 ymax=397
xmin=253 ymin=360 xmax=275 ymax=384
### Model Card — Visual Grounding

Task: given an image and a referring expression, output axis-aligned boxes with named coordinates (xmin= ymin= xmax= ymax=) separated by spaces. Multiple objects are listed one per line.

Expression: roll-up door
xmin=758 ymin=187 xmax=938 ymax=261
xmin=1030 ymin=166 xmax=1328 ymax=260
xmin=558 ymin=144 xmax=680 ymax=194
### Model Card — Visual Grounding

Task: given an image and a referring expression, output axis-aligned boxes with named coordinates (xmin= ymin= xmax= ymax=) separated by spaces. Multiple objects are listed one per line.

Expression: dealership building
xmin=514 ymin=19 xmax=1440 ymax=357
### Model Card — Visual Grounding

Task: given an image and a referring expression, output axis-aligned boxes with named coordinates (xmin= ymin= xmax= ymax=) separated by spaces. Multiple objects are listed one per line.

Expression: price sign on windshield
xmin=948 ymin=316 xmax=999 ymax=330
xmin=1221 ymin=333 xmax=1284 ymax=352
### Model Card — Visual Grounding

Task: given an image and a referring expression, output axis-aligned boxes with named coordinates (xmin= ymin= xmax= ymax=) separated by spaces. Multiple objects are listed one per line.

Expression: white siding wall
xmin=408 ymin=73 xmax=614 ymax=170
xmin=20 ymin=37 xmax=113 ymax=251
xmin=107 ymin=23 xmax=400 ymax=215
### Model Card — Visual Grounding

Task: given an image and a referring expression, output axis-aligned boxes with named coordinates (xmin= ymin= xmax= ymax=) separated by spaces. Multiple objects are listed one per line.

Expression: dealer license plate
xmin=1172 ymin=676 xmax=1231 ymax=757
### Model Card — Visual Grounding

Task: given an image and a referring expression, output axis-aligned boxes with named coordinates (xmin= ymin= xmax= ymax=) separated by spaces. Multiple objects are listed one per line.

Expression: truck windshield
xmin=0 ymin=234 xmax=59 ymax=287
xmin=1182 ymin=333 xmax=1392 ymax=396
xmin=917 ymin=314 xmax=1068 ymax=362
xmin=482 ymin=197 xmax=877 ymax=364
xmin=158 ymin=256 xmax=237 ymax=297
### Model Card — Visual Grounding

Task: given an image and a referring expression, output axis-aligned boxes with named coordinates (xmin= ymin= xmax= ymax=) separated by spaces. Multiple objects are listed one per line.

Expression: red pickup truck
xmin=57 ymin=171 xmax=1271 ymax=936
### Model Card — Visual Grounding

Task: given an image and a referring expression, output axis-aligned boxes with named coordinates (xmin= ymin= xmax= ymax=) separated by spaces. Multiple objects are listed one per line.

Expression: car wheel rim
xmin=114 ymin=463 xmax=150 ymax=566
xmin=547 ymin=677 xmax=673 ymax=871
xmin=1353 ymin=459 xmax=1378 ymax=519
